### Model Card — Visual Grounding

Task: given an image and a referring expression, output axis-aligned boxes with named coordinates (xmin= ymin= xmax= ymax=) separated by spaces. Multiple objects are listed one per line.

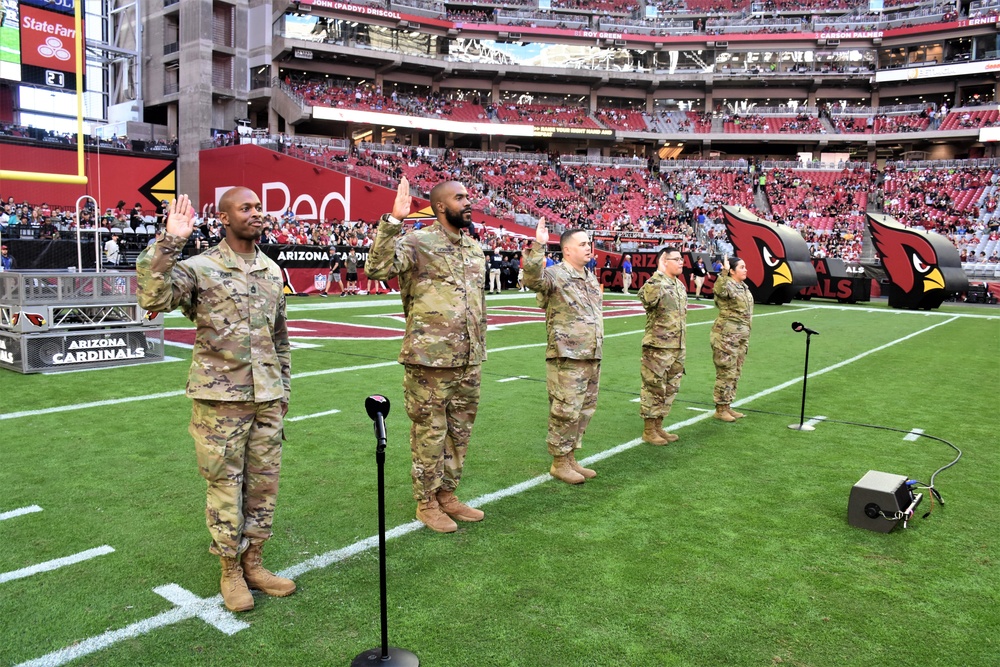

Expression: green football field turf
xmin=2 ymin=293 xmax=998 ymax=666
xmin=0 ymin=27 xmax=21 ymax=65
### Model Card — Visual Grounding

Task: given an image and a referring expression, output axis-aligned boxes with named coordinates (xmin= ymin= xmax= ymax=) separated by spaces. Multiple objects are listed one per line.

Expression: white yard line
xmin=784 ymin=302 xmax=1000 ymax=320
xmin=904 ymin=428 xmax=925 ymax=442
xmin=0 ymin=546 xmax=115 ymax=585
xmin=286 ymin=409 xmax=341 ymax=422
xmin=794 ymin=416 xmax=828 ymax=429
xmin=497 ymin=376 xmax=530 ymax=383
xmin=0 ymin=319 xmax=738 ymax=419
xmin=0 ymin=309 xmax=804 ymax=422
xmin=15 ymin=314 xmax=959 ymax=667
xmin=40 ymin=357 xmax=185 ymax=374
xmin=0 ymin=505 xmax=43 ymax=522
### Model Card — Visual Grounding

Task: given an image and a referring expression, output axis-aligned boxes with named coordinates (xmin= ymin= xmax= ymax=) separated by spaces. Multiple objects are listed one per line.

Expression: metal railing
xmin=815 ymin=5 xmax=954 ymax=30
xmin=497 ymin=9 xmax=589 ymax=29
xmin=559 ymin=155 xmax=647 ymax=167
xmin=829 ymin=103 xmax=931 ymax=116
xmin=718 ymin=106 xmax=820 ymax=116
xmin=461 ymin=150 xmax=549 ymax=163
xmin=885 ymin=157 xmax=1000 ymax=169
xmin=657 ymin=159 xmax=872 ymax=171
xmin=598 ymin=19 xmax=695 ymax=34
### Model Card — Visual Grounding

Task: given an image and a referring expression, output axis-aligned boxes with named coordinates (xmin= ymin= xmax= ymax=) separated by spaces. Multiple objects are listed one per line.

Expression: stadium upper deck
xmin=261 ymin=0 xmax=1000 ymax=162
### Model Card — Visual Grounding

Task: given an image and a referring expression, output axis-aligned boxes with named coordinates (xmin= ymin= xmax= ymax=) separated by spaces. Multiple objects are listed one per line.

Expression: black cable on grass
xmin=703 ymin=405 xmax=960 ymax=511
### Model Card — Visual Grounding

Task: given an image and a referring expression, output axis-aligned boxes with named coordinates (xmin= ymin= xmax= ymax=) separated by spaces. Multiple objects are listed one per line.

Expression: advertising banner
xmin=18 ymin=3 xmax=82 ymax=90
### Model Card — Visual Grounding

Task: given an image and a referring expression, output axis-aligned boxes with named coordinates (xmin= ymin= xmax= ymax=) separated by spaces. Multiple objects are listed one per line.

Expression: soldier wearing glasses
xmin=638 ymin=247 xmax=688 ymax=445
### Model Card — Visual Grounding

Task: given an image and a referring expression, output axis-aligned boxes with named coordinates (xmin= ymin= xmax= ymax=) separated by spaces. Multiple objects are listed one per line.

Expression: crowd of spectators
xmin=7 ymin=120 xmax=1000 ymax=269
xmin=765 ymin=167 xmax=871 ymax=261
xmin=552 ymin=0 xmax=639 ymax=13
xmin=279 ymin=78 xmax=1000 ymax=139
xmin=446 ymin=9 xmax=495 ymax=23
xmin=495 ymin=103 xmax=602 ymax=128
xmin=1 ymin=121 xmax=178 ymax=154
xmin=880 ymin=164 xmax=1000 ymax=264
xmin=831 ymin=106 xmax=943 ymax=134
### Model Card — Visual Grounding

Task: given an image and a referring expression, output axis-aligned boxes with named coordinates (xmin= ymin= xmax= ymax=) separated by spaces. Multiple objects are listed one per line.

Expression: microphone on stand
xmin=353 ymin=394 xmax=419 ymax=667
xmin=365 ymin=394 xmax=390 ymax=447
xmin=791 ymin=321 xmax=820 ymax=336
xmin=789 ymin=324 xmax=818 ymax=431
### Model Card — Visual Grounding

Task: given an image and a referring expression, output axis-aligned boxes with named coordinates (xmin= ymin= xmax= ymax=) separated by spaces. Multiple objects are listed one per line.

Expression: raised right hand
xmin=165 ymin=195 xmax=196 ymax=239
xmin=391 ymin=176 xmax=411 ymax=221
xmin=535 ymin=217 xmax=549 ymax=246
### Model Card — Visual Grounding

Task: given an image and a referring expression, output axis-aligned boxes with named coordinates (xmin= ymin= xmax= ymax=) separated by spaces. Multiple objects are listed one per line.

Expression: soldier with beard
xmin=366 ymin=178 xmax=488 ymax=533
xmin=136 ymin=189 xmax=294 ymax=612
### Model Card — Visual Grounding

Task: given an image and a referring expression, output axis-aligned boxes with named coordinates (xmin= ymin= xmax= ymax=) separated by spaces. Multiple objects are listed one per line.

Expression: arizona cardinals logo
xmin=867 ymin=215 xmax=943 ymax=293
xmin=866 ymin=212 xmax=968 ymax=310
xmin=721 ymin=205 xmax=816 ymax=304
xmin=11 ymin=312 xmax=47 ymax=328
xmin=722 ymin=207 xmax=792 ymax=288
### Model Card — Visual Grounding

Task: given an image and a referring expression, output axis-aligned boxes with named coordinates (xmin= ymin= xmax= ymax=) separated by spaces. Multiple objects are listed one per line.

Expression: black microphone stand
xmin=788 ymin=330 xmax=815 ymax=431
xmin=352 ymin=403 xmax=419 ymax=666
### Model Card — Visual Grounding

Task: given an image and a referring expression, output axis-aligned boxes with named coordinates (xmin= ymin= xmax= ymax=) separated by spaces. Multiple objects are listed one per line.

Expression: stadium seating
xmin=595 ymin=109 xmax=650 ymax=132
xmin=495 ymin=104 xmax=603 ymax=129
xmin=939 ymin=108 xmax=1000 ymax=130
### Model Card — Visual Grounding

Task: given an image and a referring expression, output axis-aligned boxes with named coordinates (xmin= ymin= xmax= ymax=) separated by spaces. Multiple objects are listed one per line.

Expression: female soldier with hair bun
xmin=710 ymin=255 xmax=753 ymax=422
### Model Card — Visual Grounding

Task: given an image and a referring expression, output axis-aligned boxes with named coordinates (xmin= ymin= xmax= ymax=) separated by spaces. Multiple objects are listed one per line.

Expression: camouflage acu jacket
xmin=523 ymin=241 xmax=604 ymax=360
xmin=136 ymin=233 xmax=291 ymax=402
xmin=712 ymin=272 xmax=754 ymax=333
xmin=366 ymin=217 xmax=487 ymax=367
xmin=639 ymin=270 xmax=687 ymax=349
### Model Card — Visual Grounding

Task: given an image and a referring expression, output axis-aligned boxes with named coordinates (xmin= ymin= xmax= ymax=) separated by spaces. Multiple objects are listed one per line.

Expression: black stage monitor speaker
xmin=848 ymin=470 xmax=922 ymax=533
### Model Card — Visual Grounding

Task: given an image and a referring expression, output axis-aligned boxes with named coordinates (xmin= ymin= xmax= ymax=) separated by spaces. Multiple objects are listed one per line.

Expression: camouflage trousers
xmin=710 ymin=328 xmax=749 ymax=405
xmin=639 ymin=345 xmax=685 ymax=419
xmin=403 ymin=364 xmax=482 ymax=502
xmin=190 ymin=399 xmax=284 ymax=558
xmin=546 ymin=357 xmax=601 ymax=456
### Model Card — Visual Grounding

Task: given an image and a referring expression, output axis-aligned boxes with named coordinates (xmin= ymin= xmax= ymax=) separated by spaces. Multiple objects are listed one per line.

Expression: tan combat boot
xmin=550 ymin=454 xmax=585 ymax=484
xmin=654 ymin=417 xmax=679 ymax=443
xmin=416 ymin=497 xmax=458 ymax=533
xmin=219 ymin=556 xmax=254 ymax=612
xmin=437 ymin=489 xmax=484 ymax=522
xmin=241 ymin=542 xmax=296 ymax=597
xmin=727 ymin=406 xmax=745 ymax=419
xmin=643 ymin=418 xmax=669 ymax=445
xmin=567 ymin=451 xmax=597 ymax=479
xmin=714 ymin=405 xmax=736 ymax=422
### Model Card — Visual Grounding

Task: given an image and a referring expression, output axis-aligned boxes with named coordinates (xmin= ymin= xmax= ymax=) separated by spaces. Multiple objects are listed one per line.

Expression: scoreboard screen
xmin=0 ymin=0 xmax=83 ymax=90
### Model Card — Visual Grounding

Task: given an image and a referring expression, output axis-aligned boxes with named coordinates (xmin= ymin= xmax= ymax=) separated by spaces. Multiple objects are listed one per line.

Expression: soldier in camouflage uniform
xmin=136 ymin=189 xmax=295 ymax=612
xmin=710 ymin=255 xmax=753 ymax=422
xmin=523 ymin=218 xmax=603 ymax=485
xmin=366 ymin=177 xmax=488 ymax=534
xmin=638 ymin=247 xmax=687 ymax=445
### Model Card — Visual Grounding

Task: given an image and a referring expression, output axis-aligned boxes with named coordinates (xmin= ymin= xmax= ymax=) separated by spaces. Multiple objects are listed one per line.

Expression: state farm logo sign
xmin=20 ymin=5 xmax=79 ymax=71
xmin=38 ymin=36 xmax=71 ymax=61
